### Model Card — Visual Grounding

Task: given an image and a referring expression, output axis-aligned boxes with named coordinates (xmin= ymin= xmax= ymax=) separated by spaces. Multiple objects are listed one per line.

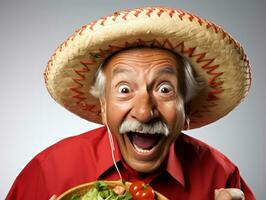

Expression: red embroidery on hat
xmin=157 ymin=8 xmax=164 ymax=17
xmin=161 ymin=39 xmax=224 ymax=101
xmin=207 ymin=89 xmax=224 ymax=101
xmin=99 ymin=49 xmax=106 ymax=58
xmin=77 ymin=102 xmax=101 ymax=117
xmin=100 ymin=16 xmax=108 ymax=25
xmin=79 ymin=25 xmax=88 ymax=35
xmin=168 ymin=9 xmax=175 ymax=18
xmin=80 ymin=60 xmax=97 ymax=66
xmin=177 ymin=10 xmax=186 ymax=20
xmin=134 ymin=9 xmax=142 ymax=17
xmin=70 ymin=87 xmax=86 ymax=103
xmin=221 ymin=29 xmax=227 ymax=39
xmin=89 ymin=20 xmax=98 ymax=31
xmin=72 ymin=29 xmax=80 ymax=40
xmin=121 ymin=10 xmax=130 ymax=20
xmin=150 ymin=39 xmax=163 ymax=47
xmin=79 ymin=102 xmax=96 ymax=111
xmin=43 ymin=70 xmax=49 ymax=84
xmin=208 ymin=72 xmax=224 ymax=87
xmin=69 ymin=60 xmax=96 ymax=104
xmin=193 ymin=15 xmax=203 ymax=25
xmin=146 ymin=8 xmax=154 ymax=17
xmin=108 ymin=44 xmax=124 ymax=53
xmin=186 ymin=12 xmax=194 ymax=22
xmin=112 ymin=11 xmax=120 ymax=21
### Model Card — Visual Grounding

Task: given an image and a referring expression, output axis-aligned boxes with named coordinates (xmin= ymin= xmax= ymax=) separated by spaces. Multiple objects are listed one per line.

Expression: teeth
xmin=133 ymin=143 xmax=152 ymax=154
xmin=135 ymin=130 xmax=146 ymax=134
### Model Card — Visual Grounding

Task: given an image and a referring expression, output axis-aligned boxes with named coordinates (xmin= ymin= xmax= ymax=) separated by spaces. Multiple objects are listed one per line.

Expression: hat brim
xmin=44 ymin=7 xmax=251 ymax=129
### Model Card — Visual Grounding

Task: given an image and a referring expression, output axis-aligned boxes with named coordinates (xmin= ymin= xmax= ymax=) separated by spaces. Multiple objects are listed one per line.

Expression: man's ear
xmin=99 ymin=98 xmax=107 ymax=125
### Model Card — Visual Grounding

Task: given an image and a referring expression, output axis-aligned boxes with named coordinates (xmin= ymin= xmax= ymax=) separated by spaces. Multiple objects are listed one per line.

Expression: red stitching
xmin=69 ymin=86 xmax=86 ymax=103
xmin=80 ymin=60 xmax=97 ymax=65
xmin=168 ymin=9 xmax=175 ymax=18
xmin=207 ymin=89 xmax=224 ymax=101
xmin=134 ymin=9 xmax=142 ymax=17
xmin=112 ymin=11 xmax=120 ymax=21
xmin=108 ymin=44 xmax=124 ymax=53
xmin=221 ymin=29 xmax=227 ymax=39
xmin=157 ymin=8 xmax=164 ymax=17
xmin=150 ymin=39 xmax=163 ymax=47
xmin=78 ymin=102 xmax=97 ymax=112
xmin=146 ymin=7 xmax=154 ymax=17
xmin=208 ymin=72 xmax=224 ymax=87
xmin=73 ymin=29 xmax=81 ymax=39
xmin=193 ymin=15 xmax=203 ymax=26
xmin=122 ymin=10 xmax=130 ymax=20
xmin=211 ymin=23 xmax=219 ymax=33
xmin=205 ymin=21 xmax=219 ymax=33
xmin=99 ymin=48 xmax=106 ymax=58
xmin=79 ymin=25 xmax=88 ymax=35
xmin=186 ymin=12 xmax=194 ymax=22
xmin=100 ymin=16 xmax=108 ymax=25
xmin=43 ymin=69 xmax=49 ymax=84
xmin=161 ymin=39 xmax=224 ymax=100
xmin=69 ymin=60 xmax=95 ymax=104
xmin=89 ymin=20 xmax=97 ymax=31
xmin=177 ymin=10 xmax=186 ymax=20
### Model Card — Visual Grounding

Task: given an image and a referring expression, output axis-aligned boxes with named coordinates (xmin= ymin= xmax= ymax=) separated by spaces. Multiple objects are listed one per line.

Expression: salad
xmin=69 ymin=181 xmax=156 ymax=200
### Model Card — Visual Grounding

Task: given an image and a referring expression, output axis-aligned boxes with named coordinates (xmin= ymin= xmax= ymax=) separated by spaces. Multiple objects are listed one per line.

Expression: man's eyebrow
xmin=112 ymin=67 xmax=132 ymax=78
xmin=156 ymin=66 xmax=177 ymax=75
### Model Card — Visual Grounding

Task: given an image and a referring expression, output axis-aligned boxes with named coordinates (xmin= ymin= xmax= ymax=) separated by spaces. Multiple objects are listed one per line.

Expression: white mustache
xmin=119 ymin=119 xmax=170 ymax=136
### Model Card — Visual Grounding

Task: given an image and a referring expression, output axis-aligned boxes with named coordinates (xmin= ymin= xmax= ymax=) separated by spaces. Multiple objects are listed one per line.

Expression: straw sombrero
xmin=44 ymin=7 xmax=251 ymax=129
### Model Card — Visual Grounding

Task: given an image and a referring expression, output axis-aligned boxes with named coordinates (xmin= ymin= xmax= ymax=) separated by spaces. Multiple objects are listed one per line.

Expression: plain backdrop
xmin=1 ymin=0 xmax=265 ymax=199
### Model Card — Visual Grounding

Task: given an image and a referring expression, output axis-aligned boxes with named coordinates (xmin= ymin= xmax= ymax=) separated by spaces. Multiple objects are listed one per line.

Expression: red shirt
xmin=7 ymin=126 xmax=255 ymax=200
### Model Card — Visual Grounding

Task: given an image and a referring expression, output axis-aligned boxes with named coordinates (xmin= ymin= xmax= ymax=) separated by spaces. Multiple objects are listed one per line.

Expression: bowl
xmin=56 ymin=180 xmax=168 ymax=200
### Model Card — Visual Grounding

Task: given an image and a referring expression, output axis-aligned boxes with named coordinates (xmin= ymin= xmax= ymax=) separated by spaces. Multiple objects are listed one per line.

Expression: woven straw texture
xmin=44 ymin=7 xmax=251 ymax=129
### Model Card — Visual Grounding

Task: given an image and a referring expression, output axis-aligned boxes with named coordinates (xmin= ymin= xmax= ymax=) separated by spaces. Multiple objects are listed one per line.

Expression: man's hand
xmin=215 ymin=188 xmax=245 ymax=200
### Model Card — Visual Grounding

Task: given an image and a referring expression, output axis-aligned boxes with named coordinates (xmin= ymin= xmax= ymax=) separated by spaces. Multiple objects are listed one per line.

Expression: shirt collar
xmin=166 ymin=137 xmax=185 ymax=188
xmin=96 ymin=126 xmax=185 ymax=188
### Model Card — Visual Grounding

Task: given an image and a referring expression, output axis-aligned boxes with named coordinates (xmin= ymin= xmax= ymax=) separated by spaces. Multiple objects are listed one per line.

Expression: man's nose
xmin=130 ymin=92 xmax=156 ymax=123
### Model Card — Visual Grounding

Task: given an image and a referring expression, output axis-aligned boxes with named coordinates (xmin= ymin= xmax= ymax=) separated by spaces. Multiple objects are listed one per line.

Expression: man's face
xmin=101 ymin=48 xmax=185 ymax=173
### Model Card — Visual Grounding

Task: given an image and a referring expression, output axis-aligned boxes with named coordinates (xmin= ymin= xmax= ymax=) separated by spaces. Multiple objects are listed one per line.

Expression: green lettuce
xmin=71 ymin=181 xmax=132 ymax=200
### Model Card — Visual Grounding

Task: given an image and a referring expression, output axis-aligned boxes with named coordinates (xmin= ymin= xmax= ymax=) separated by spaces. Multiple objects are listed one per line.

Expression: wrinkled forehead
xmin=102 ymin=47 xmax=183 ymax=75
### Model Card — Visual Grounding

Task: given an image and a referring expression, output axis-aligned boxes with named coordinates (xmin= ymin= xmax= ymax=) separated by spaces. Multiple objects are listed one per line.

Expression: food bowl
xmin=56 ymin=180 xmax=168 ymax=200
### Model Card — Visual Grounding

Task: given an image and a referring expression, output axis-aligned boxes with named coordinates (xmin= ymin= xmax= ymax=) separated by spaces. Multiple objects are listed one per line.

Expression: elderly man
xmin=7 ymin=7 xmax=255 ymax=200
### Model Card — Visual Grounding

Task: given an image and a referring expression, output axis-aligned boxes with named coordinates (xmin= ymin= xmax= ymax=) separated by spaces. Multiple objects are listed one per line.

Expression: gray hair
xmin=119 ymin=118 xmax=170 ymax=136
xmin=90 ymin=55 xmax=203 ymax=105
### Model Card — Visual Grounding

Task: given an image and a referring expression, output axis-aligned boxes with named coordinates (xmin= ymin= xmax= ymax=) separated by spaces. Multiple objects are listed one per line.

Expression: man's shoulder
xmin=35 ymin=126 xmax=107 ymax=163
xmin=178 ymin=133 xmax=236 ymax=172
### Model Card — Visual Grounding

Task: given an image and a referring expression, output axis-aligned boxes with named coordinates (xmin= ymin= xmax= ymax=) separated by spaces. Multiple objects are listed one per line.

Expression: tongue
xmin=131 ymin=133 xmax=161 ymax=149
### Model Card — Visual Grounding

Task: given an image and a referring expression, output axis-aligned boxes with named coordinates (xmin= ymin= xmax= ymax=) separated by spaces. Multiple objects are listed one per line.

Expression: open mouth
xmin=126 ymin=131 xmax=164 ymax=155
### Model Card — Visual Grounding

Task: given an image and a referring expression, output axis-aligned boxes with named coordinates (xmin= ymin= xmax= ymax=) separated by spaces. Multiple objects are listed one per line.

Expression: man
xmin=7 ymin=7 xmax=255 ymax=200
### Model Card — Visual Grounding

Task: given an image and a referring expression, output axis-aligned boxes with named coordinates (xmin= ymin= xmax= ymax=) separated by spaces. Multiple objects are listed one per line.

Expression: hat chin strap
xmin=104 ymin=104 xmax=123 ymax=181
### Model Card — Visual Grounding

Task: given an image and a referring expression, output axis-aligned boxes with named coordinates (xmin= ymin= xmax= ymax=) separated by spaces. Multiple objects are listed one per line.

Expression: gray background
xmin=1 ymin=0 xmax=265 ymax=199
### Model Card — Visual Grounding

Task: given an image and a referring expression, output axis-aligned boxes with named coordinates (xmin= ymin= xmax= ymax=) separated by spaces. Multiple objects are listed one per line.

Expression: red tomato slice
xmin=129 ymin=181 xmax=155 ymax=200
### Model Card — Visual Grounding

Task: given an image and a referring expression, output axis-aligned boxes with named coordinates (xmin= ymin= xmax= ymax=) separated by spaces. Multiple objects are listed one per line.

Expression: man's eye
xmin=118 ymin=85 xmax=131 ymax=93
xmin=158 ymin=84 xmax=173 ymax=93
